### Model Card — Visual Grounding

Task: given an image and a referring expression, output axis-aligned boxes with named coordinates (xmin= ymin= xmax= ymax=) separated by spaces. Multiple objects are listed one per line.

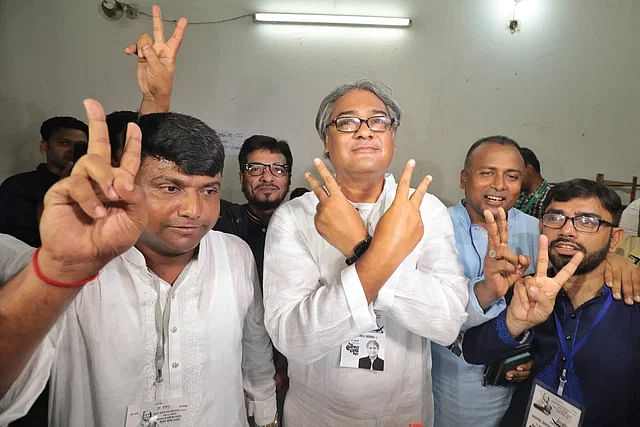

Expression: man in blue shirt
xmin=463 ymin=179 xmax=640 ymax=427
xmin=432 ymin=136 xmax=540 ymax=426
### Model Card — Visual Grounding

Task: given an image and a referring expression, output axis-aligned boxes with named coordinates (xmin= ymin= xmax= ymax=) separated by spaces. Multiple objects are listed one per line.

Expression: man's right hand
xmin=124 ymin=5 xmax=187 ymax=115
xmin=506 ymin=235 xmax=583 ymax=338
xmin=38 ymin=99 xmax=148 ymax=284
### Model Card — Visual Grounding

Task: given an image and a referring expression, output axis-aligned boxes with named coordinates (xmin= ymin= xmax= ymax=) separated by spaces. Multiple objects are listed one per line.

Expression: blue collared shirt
xmin=431 ymin=201 xmax=540 ymax=427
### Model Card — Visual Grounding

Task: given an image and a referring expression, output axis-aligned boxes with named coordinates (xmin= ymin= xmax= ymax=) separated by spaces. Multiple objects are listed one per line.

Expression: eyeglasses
xmin=542 ymin=213 xmax=615 ymax=233
xmin=244 ymin=162 xmax=289 ymax=177
xmin=328 ymin=116 xmax=395 ymax=133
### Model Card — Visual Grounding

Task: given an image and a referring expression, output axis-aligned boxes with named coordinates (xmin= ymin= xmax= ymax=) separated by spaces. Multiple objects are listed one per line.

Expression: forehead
xmin=136 ymin=156 xmax=221 ymax=185
xmin=468 ymin=143 xmax=523 ymax=170
xmin=246 ymin=149 xmax=287 ymax=164
xmin=331 ymin=89 xmax=388 ymax=118
xmin=546 ymin=197 xmax=612 ymax=221
xmin=49 ymin=128 xmax=87 ymax=142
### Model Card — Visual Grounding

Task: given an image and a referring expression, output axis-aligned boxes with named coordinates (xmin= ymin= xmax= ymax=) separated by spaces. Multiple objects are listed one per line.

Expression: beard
xmin=549 ymin=234 xmax=612 ymax=275
xmin=243 ymin=184 xmax=289 ymax=211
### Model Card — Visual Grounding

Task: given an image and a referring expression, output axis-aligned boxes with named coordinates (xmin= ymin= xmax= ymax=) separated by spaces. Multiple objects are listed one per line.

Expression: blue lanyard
xmin=553 ymin=288 xmax=612 ymax=396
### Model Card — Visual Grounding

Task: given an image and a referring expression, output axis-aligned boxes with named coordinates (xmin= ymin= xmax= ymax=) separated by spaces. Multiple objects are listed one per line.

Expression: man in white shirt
xmin=263 ymin=80 xmax=471 ymax=426
xmin=0 ymin=100 xmax=277 ymax=426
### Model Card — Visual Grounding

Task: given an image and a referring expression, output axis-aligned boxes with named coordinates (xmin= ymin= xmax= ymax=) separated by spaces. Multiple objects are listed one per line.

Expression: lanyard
xmin=523 ymin=180 xmax=549 ymax=212
xmin=553 ymin=288 xmax=612 ymax=396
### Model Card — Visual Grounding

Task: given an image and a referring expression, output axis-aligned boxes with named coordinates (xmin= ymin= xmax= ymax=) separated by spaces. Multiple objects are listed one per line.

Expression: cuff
xmin=462 ymin=277 xmax=507 ymax=329
xmin=251 ymin=394 xmax=277 ymax=426
xmin=495 ymin=310 xmax=533 ymax=347
xmin=341 ymin=264 xmax=377 ymax=331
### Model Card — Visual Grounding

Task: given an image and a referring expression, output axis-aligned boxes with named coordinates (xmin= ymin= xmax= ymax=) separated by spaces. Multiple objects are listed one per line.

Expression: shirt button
xmin=172 ymin=362 xmax=179 ymax=368
xmin=565 ymin=335 xmax=572 ymax=341
xmin=171 ymin=326 xmax=178 ymax=333
xmin=561 ymin=356 xmax=567 ymax=362
xmin=570 ymin=313 xmax=576 ymax=319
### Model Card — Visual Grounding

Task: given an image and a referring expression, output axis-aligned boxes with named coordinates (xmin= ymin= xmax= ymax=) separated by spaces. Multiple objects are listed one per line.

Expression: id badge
xmin=125 ymin=400 xmax=189 ymax=426
xmin=524 ymin=380 xmax=584 ymax=427
xmin=340 ymin=313 xmax=385 ymax=371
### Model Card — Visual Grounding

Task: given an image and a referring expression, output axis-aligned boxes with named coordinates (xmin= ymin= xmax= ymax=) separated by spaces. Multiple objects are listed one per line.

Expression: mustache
xmin=549 ymin=237 xmax=587 ymax=253
xmin=256 ymin=184 xmax=280 ymax=190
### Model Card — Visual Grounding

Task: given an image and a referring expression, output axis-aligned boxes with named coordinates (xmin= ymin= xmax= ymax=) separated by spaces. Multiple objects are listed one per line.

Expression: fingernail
xmin=95 ymin=205 xmax=107 ymax=217
xmin=517 ymin=367 xmax=523 ymax=371
xmin=313 ymin=158 xmax=321 ymax=165
xmin=408 ymin=159 xmax=416 ymax=167
xmin=634 ymin=295 xmax=640 ymax=303
xmin=614 ymin=292 xmax=621 ymax=299
xmin=625 ymin=297 xmax=633 ymax=305
xmin=426 ymin=175 xmax=432 ymax=182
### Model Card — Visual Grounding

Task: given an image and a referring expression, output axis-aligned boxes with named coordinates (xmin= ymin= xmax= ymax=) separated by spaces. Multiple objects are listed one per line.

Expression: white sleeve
xmin=237 ymin=244 xmax=276 ymax=426
xmin=0 ymin=234 xmax=35 ymax=287
xmin=373 ymin=195 xmax=469 ymax=346
xmin=263 ymin=202 xmax=378 ymax=366
xmin=0 ymin=316 xmax=64 ymax=425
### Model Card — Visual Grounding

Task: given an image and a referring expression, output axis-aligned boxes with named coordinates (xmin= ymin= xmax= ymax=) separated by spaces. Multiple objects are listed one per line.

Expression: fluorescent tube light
xmin=254 ymin=13 xmax=411 ymax=27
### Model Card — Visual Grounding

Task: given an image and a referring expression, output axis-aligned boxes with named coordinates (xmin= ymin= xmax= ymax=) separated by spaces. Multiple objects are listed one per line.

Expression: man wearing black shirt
xmin=0 ymin=116 xmax=88 ymax=247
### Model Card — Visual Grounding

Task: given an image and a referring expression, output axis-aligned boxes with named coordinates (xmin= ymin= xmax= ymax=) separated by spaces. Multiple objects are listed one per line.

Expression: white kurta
xmin=0 ymin=231 xmax=276 ymax=427
xmin=263 ymin=174 xmax=469 ymax=427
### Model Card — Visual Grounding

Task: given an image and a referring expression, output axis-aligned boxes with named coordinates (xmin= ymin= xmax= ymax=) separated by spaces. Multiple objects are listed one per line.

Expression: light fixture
xmin=508 ymin=0 xmax=523 ymax=33
xmin=99 ymin=0 xmax=138 ymax=21
xmin=253 ymin=13 xmax=411 ymax=27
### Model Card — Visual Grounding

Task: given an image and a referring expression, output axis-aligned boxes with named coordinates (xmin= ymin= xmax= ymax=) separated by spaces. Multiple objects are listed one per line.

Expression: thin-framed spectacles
xmin=328 ymin=116 xmax=395 ymax=133
xmin=244 ymin=162 xmax=289 ymax=177
xmin=542 ymin=213 xmax=615 ymax=233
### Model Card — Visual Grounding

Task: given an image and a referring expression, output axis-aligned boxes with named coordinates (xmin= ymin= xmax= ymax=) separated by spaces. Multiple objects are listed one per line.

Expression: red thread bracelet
xmin=32 ymin=247 xmax=99 ymax=288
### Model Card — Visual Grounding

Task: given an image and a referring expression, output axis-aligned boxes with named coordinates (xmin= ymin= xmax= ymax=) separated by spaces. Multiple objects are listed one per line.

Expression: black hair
xmin=40 ymin=116 xmax=88 ymax=141
xmin=106 ymin=110 xmax=138 ymax=164
xmin=463 ymin=135 xmax=521 ymax=170
xmin=137 ymin=113 xmax=224 ymax=177
xmin=238 ymin=135 xmax=293 ymax=173
xmin=542 ymin=179 xmax=623 ymax=225
xmin=519 ymin=147 xmax=541 ymax=173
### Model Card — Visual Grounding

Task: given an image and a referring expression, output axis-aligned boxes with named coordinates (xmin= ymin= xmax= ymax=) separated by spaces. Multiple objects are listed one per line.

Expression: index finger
xmin=304 ymin=171 xmax=328 ymax=202
xmin=313 ymin=158 xmax=340 ymax=196
xmin=395 ymin=159 xmax=416 ymax=200
xmin=167 ymin=17 xmax=188 ymax=54
xmin=152 ymin=5 xmax=165 ymax=42
xmin=483 ymin=209 xmax=500 ymax=249
xmin=535 ymin=234 xmax=549 ymax=277
xmin=83 ymin=99 xmax=111 ymax=162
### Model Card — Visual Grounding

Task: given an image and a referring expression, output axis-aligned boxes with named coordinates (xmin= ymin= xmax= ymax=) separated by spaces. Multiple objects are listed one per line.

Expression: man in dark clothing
xmin=214 ymin=134 xmax=292 ymax=279
xmin=213 ymin=134 xmax=292 ymax=425
xmin=0 ymin=116 xmax=88 ymax=247
xmin=463 ymin=179 xmax=639 ymax=427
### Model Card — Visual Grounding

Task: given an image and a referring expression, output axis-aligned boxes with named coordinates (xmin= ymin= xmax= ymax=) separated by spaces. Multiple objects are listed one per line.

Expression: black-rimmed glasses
xmin=244 ymin=162 xmax=289 ymax=177
xmin=328 ymin=116 xmax=395 ymax=133
xmin=542 ymin=213 xmax=615 ymax=233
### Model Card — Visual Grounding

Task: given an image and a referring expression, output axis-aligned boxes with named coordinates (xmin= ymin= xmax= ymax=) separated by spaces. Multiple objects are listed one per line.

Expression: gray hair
xmin=314 ymin=80 xmax=402 ymax=141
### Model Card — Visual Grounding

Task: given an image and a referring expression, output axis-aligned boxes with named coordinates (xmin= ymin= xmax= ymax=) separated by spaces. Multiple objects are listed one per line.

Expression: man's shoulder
xmin=510 ymin=208 xmax=540 ymax=230
xmin=0 ymin=166 xmax=56 ymax=197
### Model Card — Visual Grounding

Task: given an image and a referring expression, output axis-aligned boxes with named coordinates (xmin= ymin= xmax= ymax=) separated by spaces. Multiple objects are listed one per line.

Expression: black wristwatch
xmin=345 ymin=236 xmax=372 ymax=265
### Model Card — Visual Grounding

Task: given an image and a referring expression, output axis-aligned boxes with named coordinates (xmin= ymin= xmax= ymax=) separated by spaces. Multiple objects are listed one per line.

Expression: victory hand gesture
xmin=370 ymin=159 xmax=432 ymax=265
xmin=506 ymin=235 xmax=584 ymax=338
xmin=477 ymin=208 xmax=531 ymax=308
xmin=38 ymin=99 xmax=148 ymax=283
xmin=125 ymin=5 xmax=187 ymax=114
xmin=305 ymin=158 xmax=368 ymax=257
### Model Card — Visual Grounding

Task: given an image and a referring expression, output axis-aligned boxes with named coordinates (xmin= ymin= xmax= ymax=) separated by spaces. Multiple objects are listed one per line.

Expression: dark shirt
xmin=358 ymin=357 xmax=384 ymax=371
xmin=0 ymin=164 xmax=59 ymax=247
xmin=214 ymin=199 xmax=268 ymax=281
xmin=463 ymin=285 xmax=640 ymax=427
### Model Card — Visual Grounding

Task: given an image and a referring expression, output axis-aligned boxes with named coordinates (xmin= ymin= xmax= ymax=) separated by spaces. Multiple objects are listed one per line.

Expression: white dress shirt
xmin=263 ymin=174 xmax=468 ymax=427
xmin=0 ymin=231 xmax=276 ymax=427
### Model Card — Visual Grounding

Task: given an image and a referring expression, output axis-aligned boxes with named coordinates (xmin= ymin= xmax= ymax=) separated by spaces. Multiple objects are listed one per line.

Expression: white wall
xmin=1 ymin=0 xmax=638 ymax=205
